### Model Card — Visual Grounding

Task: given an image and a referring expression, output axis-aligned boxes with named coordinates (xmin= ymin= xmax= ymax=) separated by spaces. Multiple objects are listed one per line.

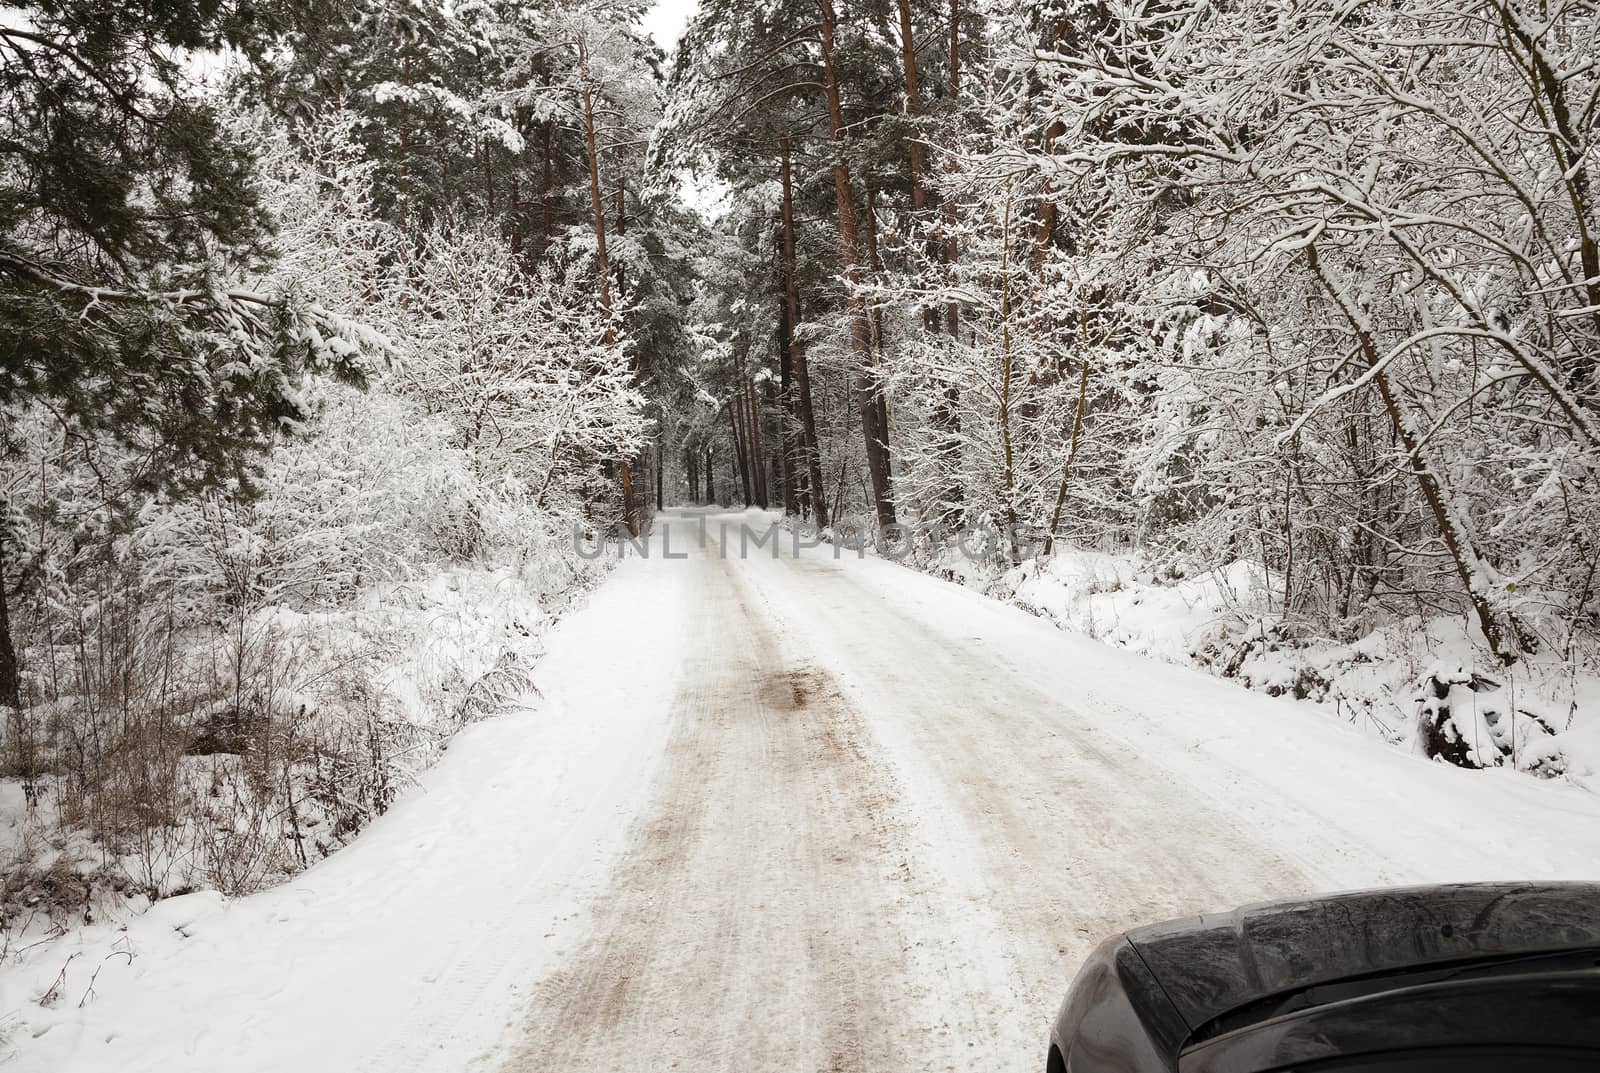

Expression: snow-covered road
xmin=15 ymin=510 xmax=1600 ymax=1072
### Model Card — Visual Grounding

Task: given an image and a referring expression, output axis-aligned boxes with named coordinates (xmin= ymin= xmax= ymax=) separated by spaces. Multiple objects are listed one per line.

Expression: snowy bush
xmin=392 ymin=221 xmax=650 ymax=531
xmin=0 ymin=107 xmax=645 ymax=921
xmin=1414 ymin=665 xmax=1565 ymax=777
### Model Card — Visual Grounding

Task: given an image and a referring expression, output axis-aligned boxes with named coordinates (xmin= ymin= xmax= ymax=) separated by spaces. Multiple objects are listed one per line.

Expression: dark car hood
xmin=1126 ymin=881 xmax=1600 ymax=1029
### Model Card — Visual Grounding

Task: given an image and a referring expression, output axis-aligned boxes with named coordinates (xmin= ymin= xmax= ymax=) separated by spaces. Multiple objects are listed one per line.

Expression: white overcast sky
xmin=642 ymin=0 xmax=699 ymax=53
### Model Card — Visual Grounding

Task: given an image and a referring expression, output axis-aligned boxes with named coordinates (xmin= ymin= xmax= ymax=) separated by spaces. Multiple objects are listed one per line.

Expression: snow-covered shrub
xmin=393 ymin=222 xmax=650 ymax=532
xmin=0 ymin=386 xmax=599 ymax=908
xmin=0 ymin=107 xmax=643 ymax=919
xmin=1414 ymin=665 xmax=1564 ymax=777
xmin=134 ymin=385 xmax=479 ymax=609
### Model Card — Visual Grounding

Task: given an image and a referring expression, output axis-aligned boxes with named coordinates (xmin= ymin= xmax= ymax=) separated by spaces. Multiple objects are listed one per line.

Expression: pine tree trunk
xmin=896 ymin=0 xmax=928 ymax=218
xmin=931 ymin=0 xmax=963 ymax=525
xmin=541 ymin=122 xmax=556 ymax=255
xmin=619 ymin=462 xmax=635 ymax=533
xmin=863 ymin=184 xmax=894 ymax=462
xmin=729 ymin=397 xmax=752 ymax=506
xmin=655 ymin=437 xmax=663 ymax=511
xmin=580 ymin=59 xmax=614 ymax=321
xmin=895 ymin=0 xmax=945 ymax=340
xmin=749 ymin=376 xmax=769 ymax=508
xmin=0 ymin=529 xmax=20 ymax=712
xmin=614 ymin=175 xmax=627 ymax=299
xmin=819 ymin=0 xmax=895 ymax=528
xmin=734 ymin=337 xmax=768 ymax=509
xmin=944 ymin=0 xmax=961 ymax=339
xmin=776 ymin=292 xmax=801 ymax=516
xmin=759 ymin=383 xmax=771 ymax=508
xmin=742 ymin=378 xmax=759 ymax=506
xmin=998 ymin=191 xmax=1019 ymax=538
xmin=578 ymin=38 xmax=634 ymax=536
xmin=780 ymin=138 xmax=829 ymax=526
xmin=770 ymin=447 xmax=782 ymax=513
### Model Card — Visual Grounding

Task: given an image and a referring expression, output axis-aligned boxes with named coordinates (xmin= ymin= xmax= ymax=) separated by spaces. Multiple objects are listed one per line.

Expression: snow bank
xmin=0 ymin=533 xmax=685 ymax=1073
xmin=927 ymin=543 xmax=1599 ymax=789
xmin=0 ymin=553 xmax=605 ymax=959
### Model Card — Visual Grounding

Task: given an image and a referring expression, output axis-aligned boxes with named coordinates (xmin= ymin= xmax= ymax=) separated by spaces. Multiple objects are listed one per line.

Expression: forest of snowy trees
xmin=2 ymin=0 xmax=1599 ymax=914
xmin=662 ymin=0 xmax=1600 ymax=773
xmin=666 ymin=0 xmax=1600 ymax=667
xmin=0 ymin=0 xmax=684 ymax=906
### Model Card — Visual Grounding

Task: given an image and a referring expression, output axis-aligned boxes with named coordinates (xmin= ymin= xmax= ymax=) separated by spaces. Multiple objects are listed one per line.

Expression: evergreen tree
xmin=1 ymin=0 xmax=382 ymax=494
xmin=0 ymin=0 xmax=389 ymax=709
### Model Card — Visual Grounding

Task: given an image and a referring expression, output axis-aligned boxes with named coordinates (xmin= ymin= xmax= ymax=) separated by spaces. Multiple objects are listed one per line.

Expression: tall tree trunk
xmin=770 ymin=447 xmax=783 ymax=514
xmin=615 ymin=176 xmax=649 ymax=522
xmin=943 ymin=0 xmax=961 ymax=338
xmin=998 ymin=191 xmax=1018 ymax=538
xmin=729 ymin=397 xmax=753 ymax=506
xmin=578 ymin=38 xmax=635 ymax=536
xmin=579 ymin=45 xmax=615 ymax=332
xmin=686 ymin=445 xmax=699 ymax=504
xmin=780 ymin=138 xmax=828 ymax=526
xmin=819 ymin=0 xmax=896 ymax=528
xmin=776 ymin=291 xmax=801 ymax=516
xmin=896 ymin=0 xmax=946 ymax=340
xmin=734 ymin=338 xmax=768 ymax=509
xmin=929 ymin=0 xmax=964 ymax=525
xmin=614 ymin=175 xmax=627 ymax=299
xmin=747 ymin=376 xmax=769 ymax=508
xmin=0 ymin=530 xmax=20 ymax=712
xmin=541 ymin=122 xmax=556 ymax=255
xmin=863 ymin=184 xmax=893 ymax=457
xmin=705 ymin=446 xmax=716 ymax=504
xmin=896 ymin=0 xmax=928 ymax=217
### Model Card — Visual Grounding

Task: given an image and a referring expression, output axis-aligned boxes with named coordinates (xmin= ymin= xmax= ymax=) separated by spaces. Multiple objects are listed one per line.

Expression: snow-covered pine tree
xmin=0 ymin=1 xmax=391 ymax=709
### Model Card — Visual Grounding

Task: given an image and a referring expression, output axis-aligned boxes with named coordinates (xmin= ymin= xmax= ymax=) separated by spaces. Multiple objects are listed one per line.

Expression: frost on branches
xmin=662 ymin=0 xmax=1600 ymax=779
xmin=0 ymin=106 xmax=647 ymax=923
xmin=899 ymin=6 xmax=1581 ymax=722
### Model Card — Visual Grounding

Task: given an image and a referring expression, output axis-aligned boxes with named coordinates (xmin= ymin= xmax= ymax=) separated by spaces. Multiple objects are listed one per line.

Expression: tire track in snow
xmin=738 ymin=541 xmax=1318 ymax=1059
xmin=501 ymin=549 xmax=961 ymax=1072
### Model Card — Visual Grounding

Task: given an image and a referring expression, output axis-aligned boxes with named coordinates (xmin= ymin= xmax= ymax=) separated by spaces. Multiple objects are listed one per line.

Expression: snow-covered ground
xmin=5 ymin=509 xmax=1599 ymax=1072
xmin=980 ymin=547 xmax=1600 ymax=784
xmin=0 ymin=558 xmax=581 ymax=916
